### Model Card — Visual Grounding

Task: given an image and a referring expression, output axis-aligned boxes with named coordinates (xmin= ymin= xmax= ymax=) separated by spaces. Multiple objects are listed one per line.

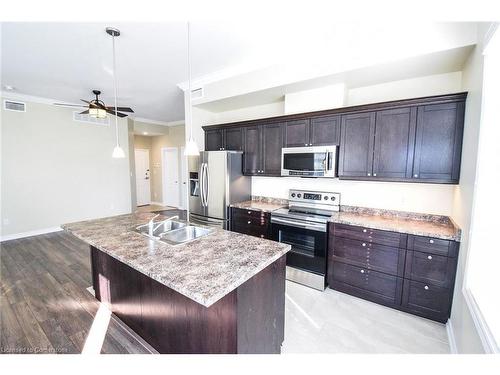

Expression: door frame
xmin=161 ymin=147 xmax=180 ymax=208
xmin=134 ymin=148 xmax=151 ymax=206
xmin=179 ymin=146 xmax=187 ymax=209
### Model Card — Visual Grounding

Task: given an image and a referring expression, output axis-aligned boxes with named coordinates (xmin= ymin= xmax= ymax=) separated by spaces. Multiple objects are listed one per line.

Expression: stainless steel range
xmin=271 ymin=189 xmax=340 ymax=290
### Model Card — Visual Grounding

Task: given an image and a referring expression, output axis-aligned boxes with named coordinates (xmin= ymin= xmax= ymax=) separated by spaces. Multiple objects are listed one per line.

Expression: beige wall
xmin=1 ymin=99 xmax=131 ymax=237
xmin=132 ymin=124 xmax=185 ymax=205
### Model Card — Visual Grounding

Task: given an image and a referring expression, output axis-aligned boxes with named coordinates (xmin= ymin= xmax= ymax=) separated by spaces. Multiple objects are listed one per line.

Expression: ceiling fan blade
xmin=79 ymin=110 xmax=89 ymax=115
xmin=53 ymin=103 xmax=87 ymax=108
xmin=106 ymin=109 xmax=128 ymax=118
xmin=80 ymin=99 xmax=102 ymax=109
xmin=106 ymin=106 xmax=134 ymax=113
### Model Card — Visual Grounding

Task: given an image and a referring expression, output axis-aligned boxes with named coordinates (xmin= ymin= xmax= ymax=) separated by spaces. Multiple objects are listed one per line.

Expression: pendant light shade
xmin=183 ymin=22 xmax=200 ymax=157
xmin=107 ymin=27 xmax=126 ymax=159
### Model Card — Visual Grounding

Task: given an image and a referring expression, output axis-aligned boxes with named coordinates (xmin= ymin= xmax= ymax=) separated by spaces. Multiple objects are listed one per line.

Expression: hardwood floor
xmin=0 ymin=231 xmax=153 ymax=354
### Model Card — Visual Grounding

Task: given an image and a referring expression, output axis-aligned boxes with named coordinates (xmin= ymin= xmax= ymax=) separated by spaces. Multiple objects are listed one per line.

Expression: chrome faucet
xmin=148 ymin=214 xmax=161 ymax=237
xmin=148 ymin=214 xmax=180 ymax=237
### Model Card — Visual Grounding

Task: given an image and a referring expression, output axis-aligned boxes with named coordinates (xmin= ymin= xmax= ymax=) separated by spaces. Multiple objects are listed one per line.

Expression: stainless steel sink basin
xmin=159 ymin=226 xmax=212 ymax=245
xmin=135 ymin=220 xmax=187 ymax=238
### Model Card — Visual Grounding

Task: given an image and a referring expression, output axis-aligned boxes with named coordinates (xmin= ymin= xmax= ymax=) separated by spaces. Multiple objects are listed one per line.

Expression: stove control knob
xmin=291 ymin=193 xmax=296 ymax=198
xmin=331 ymin=196 xmax=336 ymax=201
xmin=297 ymin=193 xmax=302 ymax=198
xmin=324 ymin=196 xmax=328 ymax=200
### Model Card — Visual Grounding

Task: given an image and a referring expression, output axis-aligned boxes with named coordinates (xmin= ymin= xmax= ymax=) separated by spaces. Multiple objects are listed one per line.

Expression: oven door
xmin=271 ymin=217 xmax=327 ymax=276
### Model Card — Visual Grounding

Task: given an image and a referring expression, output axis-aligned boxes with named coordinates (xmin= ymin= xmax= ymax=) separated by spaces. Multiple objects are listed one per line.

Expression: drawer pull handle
xmin=248 ymin=211 xmax=251 ymax=214
xmin=360 ymin=269 xmax=365 ymax=274
xmin=367 ymin=173 xmax=371 ymax=176
xmin=429 ymin=239 xmax=434 ymax=244
xmin=414 ymin=174 xmax=419 ymax=178
xmin=363 ymin=229 xmax=367 ymax=233
xmin=427 ymin=255 xmax=433 ymax=260
xmin=424 ymin=285 xmax=429 ymax=290
xmin=247 ymin=221 xmax=251 ymax=224
xmin=362 ymin=243 xmax=366 ymax=247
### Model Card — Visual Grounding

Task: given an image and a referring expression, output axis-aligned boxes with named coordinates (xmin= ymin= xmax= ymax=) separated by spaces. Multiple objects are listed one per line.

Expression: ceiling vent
xmin=73 ymin=111 xmax=110 ymax=126
xmin=3 ymin=100 xmax=26 ymax=112
xmin=191 ymin=87 xmax=204 ymax=100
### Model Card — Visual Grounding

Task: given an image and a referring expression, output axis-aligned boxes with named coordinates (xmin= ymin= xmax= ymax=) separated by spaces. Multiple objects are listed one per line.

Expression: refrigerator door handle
xmin=199 ymin=163 xmax=205 ymax=206
xmin=205 ymin=163 xmax=210 ymax=206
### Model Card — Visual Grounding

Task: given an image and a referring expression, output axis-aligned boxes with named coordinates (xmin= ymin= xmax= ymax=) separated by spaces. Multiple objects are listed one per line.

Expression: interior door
xmin=162 ymin=148 xmax=180 ymax=207
xmin=135 ymin=149 xmax=151 ymax=206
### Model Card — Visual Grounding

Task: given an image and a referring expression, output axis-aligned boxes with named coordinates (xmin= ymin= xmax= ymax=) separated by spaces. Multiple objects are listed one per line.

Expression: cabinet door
xmin=412 ymin=102 xmax=465 ymax=183
xmin=243 ymin=126 xmax=261 ymax=175
xmin=223 ymin=127 xmax=243 ymax=151
xmin=309 ymin=115 xmax=340 ymax=146
xmin=338 ymin=112 xmax=376 ymax=178
xmin=262 ymin=123 xmax=284 ymax=176
xmin=284 ymin=119 xmax=309 ymax=147
xmin=205 ymin=129 xmax=223 ymax=151
xmin=401 ymin=279 xmax=451 ymax=323
xmin=372 ymin=108 xmax=416 ymax=179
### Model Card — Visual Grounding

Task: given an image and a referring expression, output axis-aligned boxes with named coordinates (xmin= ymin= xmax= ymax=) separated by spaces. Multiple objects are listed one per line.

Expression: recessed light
xmin=143 ymin=132 xmax=148 ymax=135
xmin=3 ymin=85 xmax=15 ymax=91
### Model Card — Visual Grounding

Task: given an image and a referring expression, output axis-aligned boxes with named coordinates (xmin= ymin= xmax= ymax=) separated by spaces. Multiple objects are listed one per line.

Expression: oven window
xmin=283 ymin=153 xmax=325 ymax=171
xmin=279 ymin=229 xmax=316 ymax=257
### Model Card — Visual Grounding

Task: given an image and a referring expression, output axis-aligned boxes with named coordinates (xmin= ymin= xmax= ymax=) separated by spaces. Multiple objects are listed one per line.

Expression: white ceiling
xmin=1 ymin=22 xmax=478 ymax=122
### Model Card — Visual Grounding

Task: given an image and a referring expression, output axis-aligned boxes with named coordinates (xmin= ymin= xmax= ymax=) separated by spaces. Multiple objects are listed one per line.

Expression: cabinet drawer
xmin=407 ymin=235 xmax=459 ymax=257
xmin=232 ymin=222 xmax=269 ymax=239
xmin=231 ymin=207 xmax=270 ymax=222
xmin=329 ymin=261 xmax=403 ymax=306
xmin=330 ymin=236 xmax=406 ymax=277
xmin=404 ymin=251 xmax=457 ymax=288
xmin=401 ymin=279 xmax=451 ymax=323
xmin=332 ymin=223 xmax=407 ymax=248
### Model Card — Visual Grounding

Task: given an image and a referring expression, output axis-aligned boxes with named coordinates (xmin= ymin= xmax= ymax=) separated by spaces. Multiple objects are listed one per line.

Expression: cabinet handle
xmin=304 ymin=143 xmax=308 ymax=146
xmin=424 ymin=285 xmax=429 ymax=290
xmin=247 ymin=211 xmax=251 ymax=214
xmin=429 ymin=239 xmax=434 ymax=244
xmin=414 ymin=174 xmax=419 ymax=178
xmin=373 ymin=173 xmax=377 ymax=177
xmin=367 ymin=173 xmax=371 ymax=176
xmin=309 ymin=143 xmax=313 ymax=146
xmin=260 ymin=235 xmax=264 ymax=238
xmin=360 ymin=269 xmax=365 ymax=274
xmin=247 ymin=221 xmax=251 ymax=224
xmin=427 ymin=255 xmax=433 ymax=260
xmin=362 ymin=243 xmax=366 ymax=247
xmin=363 ymin=229 xmax=367 ymax=233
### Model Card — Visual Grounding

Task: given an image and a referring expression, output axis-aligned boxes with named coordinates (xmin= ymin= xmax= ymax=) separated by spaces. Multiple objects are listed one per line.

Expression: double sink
xmin=135 ymin=216 xmax=212 ymax=245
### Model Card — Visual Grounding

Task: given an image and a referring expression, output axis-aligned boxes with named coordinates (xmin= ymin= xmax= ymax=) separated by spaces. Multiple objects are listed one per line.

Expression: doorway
xmin=135 ymin=149 xmax=151 ymax=206
xmin=162 ymin=147 xmax=180 ymax=208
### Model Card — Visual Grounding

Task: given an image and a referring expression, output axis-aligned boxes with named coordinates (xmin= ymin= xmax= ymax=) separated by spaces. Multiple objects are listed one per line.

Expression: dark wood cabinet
xmin=243 ymin=126 xmax=261 ymax=175
xmin=328 ymin=222 xmax=459 ymax=323
xmin=413 ymin=102 xmax=464 ymax=183
xmin=203 ymin=92 xmax=467 ymax=184
xmin=338 ymin=112 xmax=376 ymax=178
xmin=205 ymin=129 xmax=223 ymax=151
xmin=231 ymin=207 xmax=271 ymax=239
xmin=372 ymin=108 xmax=416 ymax=179
xmin=224 ymin=127 xmax=243 ymax=151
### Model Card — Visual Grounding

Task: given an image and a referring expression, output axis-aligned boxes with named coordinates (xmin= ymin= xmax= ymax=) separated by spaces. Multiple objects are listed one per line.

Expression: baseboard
xmin=1 ymin=226 xmax=62 ymax=242
xmin=463 ymin=288 xmax=499 ymax=353
xmin=446 ymin=319 xmax=458 ymax=354
xmin=150 ymin=201 xmax=164 ymax=206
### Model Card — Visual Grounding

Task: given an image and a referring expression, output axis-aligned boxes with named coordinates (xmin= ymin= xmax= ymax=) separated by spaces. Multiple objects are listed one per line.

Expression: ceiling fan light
xmin=184 ymin=137 xmax=200 ymax=156
xmin=89 ymin=107 xmax=107 ymax=119
xmin=112 ymin=145 xmax=126 ymax=158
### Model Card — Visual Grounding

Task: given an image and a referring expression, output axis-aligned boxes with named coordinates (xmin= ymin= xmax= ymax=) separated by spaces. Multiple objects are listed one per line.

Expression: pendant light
xmin=184 ymin=22 xmax=200 ymax=156
xmin=107 ymin=27 xmax=126 ymax=159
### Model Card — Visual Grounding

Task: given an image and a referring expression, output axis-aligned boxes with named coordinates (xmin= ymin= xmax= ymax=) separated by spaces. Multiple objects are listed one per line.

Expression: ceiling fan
xmin=53 ymin=89 xmax=134 ymax=118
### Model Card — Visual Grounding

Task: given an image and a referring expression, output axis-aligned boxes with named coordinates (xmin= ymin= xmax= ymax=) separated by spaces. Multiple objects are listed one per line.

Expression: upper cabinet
xmin=284 ymin=116 xmax=340 ymax=147
xmin=203 ymin=92 xmax=467 ymax=184
xmin=412 ymin=102 xmax=464 ymax=183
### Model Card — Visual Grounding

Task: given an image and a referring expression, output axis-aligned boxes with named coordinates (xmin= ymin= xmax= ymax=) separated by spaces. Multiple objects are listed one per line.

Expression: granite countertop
xmin=231 ymin=196 xmax=288 ymax=213
xmin=62 ymin=213 xmax=290 ymax=307
xmin=329 ymin=206 xmax=461 ymax=241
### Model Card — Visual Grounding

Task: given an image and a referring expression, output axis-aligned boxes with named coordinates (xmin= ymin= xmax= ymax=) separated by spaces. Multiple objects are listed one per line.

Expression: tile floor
xmin=282 ymin=280 xmax=450 ymax=353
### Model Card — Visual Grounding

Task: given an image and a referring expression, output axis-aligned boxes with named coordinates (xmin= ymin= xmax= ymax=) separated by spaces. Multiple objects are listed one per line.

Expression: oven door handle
xmin=271 ymin=217 xmax=326 ymax=232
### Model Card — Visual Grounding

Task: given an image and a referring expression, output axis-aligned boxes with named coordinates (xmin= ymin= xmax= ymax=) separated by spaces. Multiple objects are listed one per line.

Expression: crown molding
xmin=1 ymin=91 xmax=74 ymax=105
xmin=132 ymin=116 xmax=184 ymax=127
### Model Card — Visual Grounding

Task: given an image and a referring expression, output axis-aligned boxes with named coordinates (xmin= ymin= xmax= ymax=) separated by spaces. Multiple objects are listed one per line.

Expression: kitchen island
xmin=62 ymin=212 xmax=290 ymax=354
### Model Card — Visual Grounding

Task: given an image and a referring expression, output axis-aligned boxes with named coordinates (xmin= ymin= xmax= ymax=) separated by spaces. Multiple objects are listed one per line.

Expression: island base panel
xmin=90 ymin=246 xmax=286 ymax=354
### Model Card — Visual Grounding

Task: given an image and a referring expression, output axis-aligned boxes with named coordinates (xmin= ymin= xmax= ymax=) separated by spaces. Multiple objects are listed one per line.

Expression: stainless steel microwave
xmin=281 ymin=145 xmax=337 ymax=178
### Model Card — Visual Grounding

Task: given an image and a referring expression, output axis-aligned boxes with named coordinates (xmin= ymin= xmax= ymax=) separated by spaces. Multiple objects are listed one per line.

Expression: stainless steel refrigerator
xmin=188 ymin=151 xmax=251 ymax=229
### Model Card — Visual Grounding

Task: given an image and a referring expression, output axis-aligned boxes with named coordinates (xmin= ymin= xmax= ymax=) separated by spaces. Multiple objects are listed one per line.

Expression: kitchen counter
xmin=329 ymin=206 xmax=461 ymax=241
xmin=62 ymin=212 xmax=290 ymax=307
xmin=231 ymin=196 xmax=288 ymax=213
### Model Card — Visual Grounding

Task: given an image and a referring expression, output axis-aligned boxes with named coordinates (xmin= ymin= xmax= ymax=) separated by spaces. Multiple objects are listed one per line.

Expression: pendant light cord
xmin=112 ymin=34 xmax=120 ymax=146
xmin=187 ymin=22 xmax=193 ymax=140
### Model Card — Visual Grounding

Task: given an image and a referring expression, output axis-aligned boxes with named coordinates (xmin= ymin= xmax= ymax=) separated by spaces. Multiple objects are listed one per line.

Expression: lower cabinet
xmin=231 ymin=207 xmax=271 ymax=239
xmin=327 ymin=222 xmax=459 ymax=323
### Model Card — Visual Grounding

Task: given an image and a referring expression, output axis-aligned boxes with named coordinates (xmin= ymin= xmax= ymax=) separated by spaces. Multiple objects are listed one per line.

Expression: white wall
xmin=1 ymin=99 xmax=132 ymax=238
